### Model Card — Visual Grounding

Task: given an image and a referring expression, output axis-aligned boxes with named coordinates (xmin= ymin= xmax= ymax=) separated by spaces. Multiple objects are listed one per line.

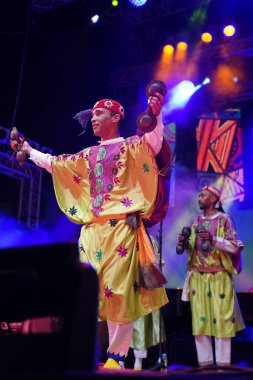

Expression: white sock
xmin=119 ymin=360 xmax=125 ymax=369
xmin=134 ymin=357 xmax=143 ymax=369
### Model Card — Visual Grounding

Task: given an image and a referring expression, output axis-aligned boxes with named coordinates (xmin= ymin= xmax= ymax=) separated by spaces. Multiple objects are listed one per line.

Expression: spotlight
xmin=176 ymin=42 xmax=188 ymax=51
xmin=112 ymin=0 xmax=118 ymax=5
xmin=201 ymin=32 xmax=212 ymax=43
xmin=128 ymin=0 xmax=148 ymax=6
xmin=202 ymin=77 xmax=211 ymax=85
xmin=167 ymin=80 xmax=195 ymax=111
xmin=195 ymin=77 xmax=211 ymax=91
xmin=233 ymin=76 xmax=239 ymax=83
xmin=91 ymin=14 xmax=99 ymax=23
xmin=223 ymin=24 xmax=236 ymax=37
xmin=164 ymin=78 xmax=211 ymax=114
xmin=163 ymin=44 xmax=174 ymax=54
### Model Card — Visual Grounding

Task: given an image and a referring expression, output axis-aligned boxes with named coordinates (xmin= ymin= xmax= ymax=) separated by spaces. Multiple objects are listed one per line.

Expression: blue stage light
xmin=169 ymin=80 xmax=195 ymax=110
xmin=128 ymin=0 xmax=148 ymax=7
xmin=91 ymin=14 xmax=99 ymax=23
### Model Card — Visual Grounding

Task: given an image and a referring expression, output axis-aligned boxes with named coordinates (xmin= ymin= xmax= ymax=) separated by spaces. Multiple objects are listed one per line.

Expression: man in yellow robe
xmin=19 ymin=94 xmax=171 ymax=368
xmin=179 ymin=186 xmax=245 ymax=367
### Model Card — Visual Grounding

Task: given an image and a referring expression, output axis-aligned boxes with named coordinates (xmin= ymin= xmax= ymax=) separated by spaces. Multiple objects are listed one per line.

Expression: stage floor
xmin=71 ymin=365 xmax=253 ymax=380
xmin=0 ymin=365 xmax=253 ymax=380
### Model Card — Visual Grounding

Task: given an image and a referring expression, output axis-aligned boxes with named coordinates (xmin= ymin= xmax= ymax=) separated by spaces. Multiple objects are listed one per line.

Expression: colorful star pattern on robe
xmin=121 ymin=197 xmax=133 ymax=207
xmin=213 ymin=318 xmax=217 ymax=324
xmin=117 ymin=246 xmax=128 ymax=258
xmin=192 ymin=289 xmax=197 ymax=296
xmin=231 ymin=317 xmax=236 ymax=324
xmin=73 ymin=175 xmax=81 ymax=184
xmin=113 ymin=177 xmax=120 ymax=185
xmin=104 ymin=194 xmax=111 ymax=202
xmin=200 ymin=315 xmax=206 ymax=323
xmin=142 ymin=162 xmax=150 ymax=173
xmin=119 ymin=145 xmax=126 ymax=154
xmin=109 ymin=219 xmax=118 ymax=227
xmin=68 ymin=206 xmax=78 ymax=216
xmin=117 ymin=161 xmax=124 ymax=170
xmin=96 ymin=249 xmax=103 ymax=262
xmin=104 ymin=285 xmax=113 ymax=298
xmin=219 ymin=293 xmax=226 ymax=300
xmin=207 ymin=290 xmax=212 ymax=298
xmin=133 ymin=281 xmax=140 ymax=293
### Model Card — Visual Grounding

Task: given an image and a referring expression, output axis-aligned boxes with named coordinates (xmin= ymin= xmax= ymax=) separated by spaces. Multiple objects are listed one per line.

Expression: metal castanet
xmin=176 ymin=226 xmax=191 ymax=254
xmin=195 ymin=225 xmax=212 ymax=257
xmin=137 ymin=80 xmax=167 ymax=133
xmin=10 ymin=127 xmax=27 ymax=166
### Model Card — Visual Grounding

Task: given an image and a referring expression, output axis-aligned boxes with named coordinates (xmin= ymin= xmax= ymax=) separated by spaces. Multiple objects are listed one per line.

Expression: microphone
xmin=176 ymin=227 xmax=191 ymax=254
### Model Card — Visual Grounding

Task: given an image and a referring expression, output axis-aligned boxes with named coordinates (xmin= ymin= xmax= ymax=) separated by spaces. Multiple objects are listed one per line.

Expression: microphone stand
xmin=150 ymin=220 xmax=168 ymax=371
xmin=158 ymin=220 xmax=168 ymax=371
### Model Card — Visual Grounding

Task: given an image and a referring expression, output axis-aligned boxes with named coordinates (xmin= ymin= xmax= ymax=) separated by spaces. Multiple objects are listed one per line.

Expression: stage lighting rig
xmin=128 ymin=0 xmax=148 ymax=7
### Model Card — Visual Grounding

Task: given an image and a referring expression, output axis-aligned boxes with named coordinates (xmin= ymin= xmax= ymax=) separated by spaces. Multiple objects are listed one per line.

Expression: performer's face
xmin=91 ymin=108 xmax=112 ymax=136
xmin=198 ymin=190 xmax=216 ymax=210
xmin=91 ymin=108 xmax=119 ymax=138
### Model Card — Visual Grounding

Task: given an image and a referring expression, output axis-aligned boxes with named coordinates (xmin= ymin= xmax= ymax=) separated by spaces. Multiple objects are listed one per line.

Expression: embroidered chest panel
xmin=87 ymin=142 xmax=126 ymax=216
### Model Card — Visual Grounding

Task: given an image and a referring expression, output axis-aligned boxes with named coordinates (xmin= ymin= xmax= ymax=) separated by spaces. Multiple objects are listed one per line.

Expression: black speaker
xmin=0 ymin=242 xmax=98 ymax=374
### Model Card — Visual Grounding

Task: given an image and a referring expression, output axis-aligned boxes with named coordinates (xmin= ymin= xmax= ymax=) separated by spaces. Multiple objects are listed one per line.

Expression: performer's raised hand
xmin=10 ymin=127 xmax=31 ymax=166
xmin=148 ymin=93 xmax=164 ymax=116
xmin=21 ymin=140 xmax=33 ymax=155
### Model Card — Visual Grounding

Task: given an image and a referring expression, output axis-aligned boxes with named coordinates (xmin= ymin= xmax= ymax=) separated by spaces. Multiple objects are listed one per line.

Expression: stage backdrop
xmin=149 ymin=109 xmax=253 ymax=292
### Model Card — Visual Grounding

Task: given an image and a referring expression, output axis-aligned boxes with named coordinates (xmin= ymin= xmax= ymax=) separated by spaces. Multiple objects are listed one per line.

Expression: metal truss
xmin=211 ymin=81 xmax=253 ymax=107
xmin=198 ymin=35 xmax=253 ymax=62
xmin=110 ymin=35 xmax=253 ymax=107
xmin=0 ymin=126 xmax=52 ymax=230
xmin=31 ymin=0 xmax=77 ymax=13
xmin=110 ymin=62 xmax=156 ymax=87
xmin=117 ymin=0 xmax=209 ymax=25
xmin=31 ymin=0 xmax=209 ymax=19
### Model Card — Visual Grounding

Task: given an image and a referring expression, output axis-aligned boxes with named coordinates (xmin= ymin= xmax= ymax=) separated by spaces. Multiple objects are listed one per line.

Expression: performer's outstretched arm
xmin=22 ymin=141 xmax=53 ymax=173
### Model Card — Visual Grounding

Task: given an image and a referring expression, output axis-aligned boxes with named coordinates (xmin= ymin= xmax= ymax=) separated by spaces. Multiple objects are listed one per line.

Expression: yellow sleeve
xmin=51 ymin=149 xmax=91 ymax=224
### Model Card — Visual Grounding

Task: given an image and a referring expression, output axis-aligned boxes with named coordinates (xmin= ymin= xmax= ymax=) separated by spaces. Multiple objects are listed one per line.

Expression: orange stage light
xmin=201 ymin=32 xmax=212 ymax=43
xmin=176 ymin=42 xmax=188 ymax=51
xmin=163 ymin=44 xmax=174 ymax=55
xmin=212 ymin=64 xmax=242 ymax=96
xmin=223 ymin=25 xmax=236 ymax=37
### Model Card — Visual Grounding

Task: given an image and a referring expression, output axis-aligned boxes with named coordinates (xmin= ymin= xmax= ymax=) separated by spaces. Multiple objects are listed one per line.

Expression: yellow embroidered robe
xmin=187 ymin=213 xmax=245 ymax=338
xmin=51 ymin=136 xmax=168 ymax=323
